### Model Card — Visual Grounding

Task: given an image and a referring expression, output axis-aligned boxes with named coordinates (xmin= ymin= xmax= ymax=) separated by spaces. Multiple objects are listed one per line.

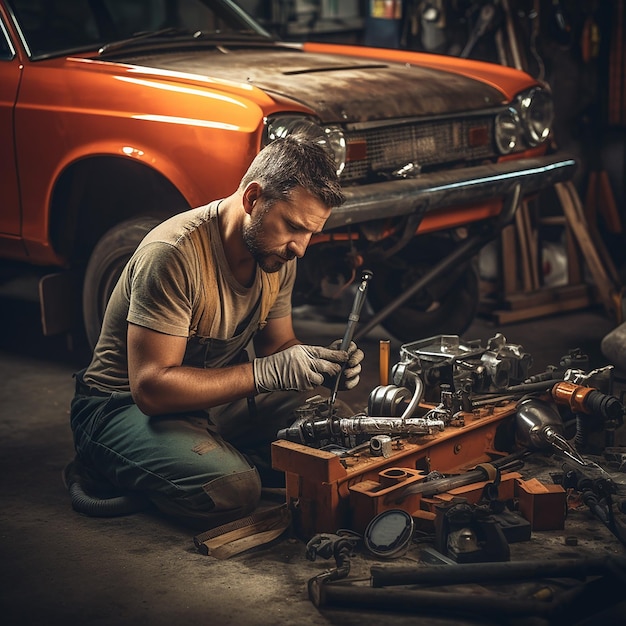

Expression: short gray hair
xmin=241 ymin=135 xmax=345 ymax=208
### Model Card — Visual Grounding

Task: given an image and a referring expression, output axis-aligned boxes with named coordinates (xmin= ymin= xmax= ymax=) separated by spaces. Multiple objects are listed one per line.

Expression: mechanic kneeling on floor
xmin=65 ymin=136 xmax=364 ymax=529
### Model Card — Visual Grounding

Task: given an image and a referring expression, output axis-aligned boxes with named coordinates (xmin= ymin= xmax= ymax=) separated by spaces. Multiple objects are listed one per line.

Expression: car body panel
xmin=302 ymin=42 xmax=539 ymax=101
xmin=0 ymin=32 xmax=22 ymax=246
xmin=119 ymin=46 xmax=507 ymax=123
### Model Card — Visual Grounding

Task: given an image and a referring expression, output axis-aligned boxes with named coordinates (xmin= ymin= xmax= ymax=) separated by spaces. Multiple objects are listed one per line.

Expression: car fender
xmin=15 ymin=57 xmax=304 ymax=264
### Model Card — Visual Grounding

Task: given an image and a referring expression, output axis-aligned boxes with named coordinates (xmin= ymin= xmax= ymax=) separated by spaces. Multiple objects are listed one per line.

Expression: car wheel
xmin=82 ymin=217 xmax=160 ymax=348
xmin=368 ymin=236 xmax=480 ymax=343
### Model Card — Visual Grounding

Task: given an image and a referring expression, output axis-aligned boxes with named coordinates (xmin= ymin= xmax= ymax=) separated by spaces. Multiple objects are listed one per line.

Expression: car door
xmin=0 ymin=13 xmax=22 ymax=243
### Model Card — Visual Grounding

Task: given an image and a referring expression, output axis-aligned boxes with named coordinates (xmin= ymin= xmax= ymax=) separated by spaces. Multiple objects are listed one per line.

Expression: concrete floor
xmin=1 ymin=287 xmax=626 ymax=625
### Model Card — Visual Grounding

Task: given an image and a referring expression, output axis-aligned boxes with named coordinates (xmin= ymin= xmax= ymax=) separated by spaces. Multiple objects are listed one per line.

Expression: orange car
xmin=0 ymin=0 xmax=575 ymax=346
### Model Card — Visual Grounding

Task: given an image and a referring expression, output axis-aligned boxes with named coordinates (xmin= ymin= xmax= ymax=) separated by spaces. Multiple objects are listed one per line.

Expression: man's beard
xmin=242 ymin=209 xmax=295 ymax=273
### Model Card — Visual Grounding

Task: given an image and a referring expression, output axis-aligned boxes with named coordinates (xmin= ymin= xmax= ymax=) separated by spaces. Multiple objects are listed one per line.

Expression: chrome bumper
xmin=325 ymin=153 xmax=577 ymax=229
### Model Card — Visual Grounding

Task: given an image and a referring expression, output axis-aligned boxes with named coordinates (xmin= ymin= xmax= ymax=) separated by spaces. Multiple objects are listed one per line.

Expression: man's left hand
xmin=324 ymin=340 xmax=364 ymax=391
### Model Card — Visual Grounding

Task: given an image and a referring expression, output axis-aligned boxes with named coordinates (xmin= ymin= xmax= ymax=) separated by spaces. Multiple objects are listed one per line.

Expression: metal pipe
xmin=400 ymin=372 xmax=424 ymax=420
xmin=370 ymin=556 xmax=626 ymax=588
xmin=309 ymin=579 xmax=583 ymax=616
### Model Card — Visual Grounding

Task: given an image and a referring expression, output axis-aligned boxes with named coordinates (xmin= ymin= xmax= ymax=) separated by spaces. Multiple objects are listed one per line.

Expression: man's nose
xmin=288 ymin=233 xmax=311 ymax=258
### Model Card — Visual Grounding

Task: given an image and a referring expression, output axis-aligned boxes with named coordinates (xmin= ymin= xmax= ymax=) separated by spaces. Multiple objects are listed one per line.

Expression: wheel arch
xmin=48 ymin=155 xmax=192 ymax=267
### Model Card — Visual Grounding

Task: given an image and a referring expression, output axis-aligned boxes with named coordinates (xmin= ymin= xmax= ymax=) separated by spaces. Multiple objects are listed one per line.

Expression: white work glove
xmin=324 ymin=340 xmax=364 ymax=391
xmin=253 ymin=344 xmax=348 ymax=393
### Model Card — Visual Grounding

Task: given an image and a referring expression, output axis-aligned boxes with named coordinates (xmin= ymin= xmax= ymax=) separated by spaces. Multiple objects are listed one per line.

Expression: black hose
xmin=575 ymin=413 xmax=592 ymax=451
xmin=64 ymin=460 xmax=150 ymax=517
xmin=68 ymin=481 xmax=150 ymax=517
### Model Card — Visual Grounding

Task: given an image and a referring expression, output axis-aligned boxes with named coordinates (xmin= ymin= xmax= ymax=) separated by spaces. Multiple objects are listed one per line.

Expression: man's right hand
xmin=253 ymin=344 xmax=347 ymax=393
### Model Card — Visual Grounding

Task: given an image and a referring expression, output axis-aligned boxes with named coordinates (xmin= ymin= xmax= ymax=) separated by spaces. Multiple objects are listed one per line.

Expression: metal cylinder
xmin=379 ymin=340 xmax=391 ymax=386
xmin=370 ymin=435 xmax=393 ymax=458
xmin=515 ymin=397 xmax=564 ymax=451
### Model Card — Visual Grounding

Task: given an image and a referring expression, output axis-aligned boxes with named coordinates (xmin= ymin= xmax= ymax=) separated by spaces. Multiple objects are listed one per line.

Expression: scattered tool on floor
xmin=308 ymin=554 xmax=626 ymax=621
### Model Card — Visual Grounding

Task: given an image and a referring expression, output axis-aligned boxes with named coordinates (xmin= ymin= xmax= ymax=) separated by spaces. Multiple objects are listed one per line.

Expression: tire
xmin=368 ymin=236 xmax=480 ymax=343
xmin=82 ymin=217 xmax=160 ymax=348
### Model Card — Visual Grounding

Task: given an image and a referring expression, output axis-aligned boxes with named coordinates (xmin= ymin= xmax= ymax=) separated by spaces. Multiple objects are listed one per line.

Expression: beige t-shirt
xmin=83 ymin=201 xmax=295 ymax=392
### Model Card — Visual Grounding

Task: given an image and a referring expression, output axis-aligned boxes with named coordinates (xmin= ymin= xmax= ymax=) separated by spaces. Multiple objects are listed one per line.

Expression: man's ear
xmin=242 ymin=182 xmax=262 ymax=216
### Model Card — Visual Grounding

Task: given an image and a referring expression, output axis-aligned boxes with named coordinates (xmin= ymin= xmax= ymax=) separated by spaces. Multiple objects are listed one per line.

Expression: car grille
xmin=342 ymin=116 xmax=496 ymax=183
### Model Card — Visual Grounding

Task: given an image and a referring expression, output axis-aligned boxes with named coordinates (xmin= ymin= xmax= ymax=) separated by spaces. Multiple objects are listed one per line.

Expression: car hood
xmin=119 ymin=46 xmax=506 ymax=124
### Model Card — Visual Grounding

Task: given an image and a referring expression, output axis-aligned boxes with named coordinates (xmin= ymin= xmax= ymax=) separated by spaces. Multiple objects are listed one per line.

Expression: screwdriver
xmin=328 ymin=270 xmax=373 ymax=412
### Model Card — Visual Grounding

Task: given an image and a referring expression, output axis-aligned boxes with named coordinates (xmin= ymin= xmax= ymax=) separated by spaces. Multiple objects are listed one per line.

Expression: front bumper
xmin=325 ymin=153 xmax=577 ymax=229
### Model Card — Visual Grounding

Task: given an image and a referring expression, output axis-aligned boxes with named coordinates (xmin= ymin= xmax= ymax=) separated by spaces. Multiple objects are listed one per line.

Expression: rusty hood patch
xmin=119 ymin=46 xmax=506 ymax=124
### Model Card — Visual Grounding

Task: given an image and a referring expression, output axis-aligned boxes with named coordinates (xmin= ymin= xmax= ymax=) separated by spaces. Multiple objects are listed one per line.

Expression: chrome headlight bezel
xmin=517 ymin=87 xmax=554 ymax=147
xmin=262 ymin=115 xmax=347 ymax=176
xmin=494 ymin=107 xmax=521 ymax=155
xmin=494 ymin=87 xmax=553 ymax=155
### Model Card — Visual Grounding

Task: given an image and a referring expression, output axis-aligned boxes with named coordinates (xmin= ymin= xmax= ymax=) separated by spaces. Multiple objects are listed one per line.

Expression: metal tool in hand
xmin=328 ymin=270 xmax=373 ymax=412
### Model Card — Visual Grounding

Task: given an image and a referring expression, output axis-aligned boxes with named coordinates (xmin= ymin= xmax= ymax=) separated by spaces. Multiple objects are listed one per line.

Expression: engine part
xmin=552 ymin=381 xmax=624 ymax=422
xmin=368 ymin=385 xmax=413 ymax=417
xmin=552 ymin=380 xmax=625 ymax=453
xmin=273 ymin=333 xmax=620 ymax=539
xmin=368 ymin=373 xmax=425 ymax=422
xmin=369 ymin=435 xmax=393 ymax=457
xmin=393 ymin=332 xmax=532 ymax=401
xmin=276 ymin=413 xmax=446 ymax=445
xmin=515 ymin=396 xmax=587 ymax=466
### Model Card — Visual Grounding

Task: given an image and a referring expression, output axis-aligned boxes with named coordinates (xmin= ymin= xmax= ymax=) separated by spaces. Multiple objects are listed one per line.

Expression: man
xmin=67 ymin=136 xmax=364 ymax=528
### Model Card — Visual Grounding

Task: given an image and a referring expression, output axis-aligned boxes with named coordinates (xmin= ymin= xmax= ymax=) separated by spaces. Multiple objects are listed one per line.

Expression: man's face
xmin=243 ymin=187 xmax=331 ymax=273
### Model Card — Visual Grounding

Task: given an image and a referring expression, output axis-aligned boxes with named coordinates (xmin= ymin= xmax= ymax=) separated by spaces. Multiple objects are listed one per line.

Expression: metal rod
xmin=309 ymin=579 xmax=583 ymax=616
xmin=379 ymin=340 xmax=390 ymax=386
xmin=355 ymin=184 xmax=521 ymax=340
xmin=328 ymin=270 xmax=373 ymax=410
xmin=370 ymin=556 xmax=626 ymax=588
xmin=394 ymin=453 xmax=525 ymax=502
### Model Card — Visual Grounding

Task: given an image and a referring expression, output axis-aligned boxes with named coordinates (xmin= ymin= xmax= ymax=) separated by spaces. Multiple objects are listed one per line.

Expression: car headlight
xmin=517 ymin=88 xmax=553 ymax=146
xmin=494 ymin=107 xmax=521 ymax=154
xmin=263 ymin=115 xmax=346 ymax=176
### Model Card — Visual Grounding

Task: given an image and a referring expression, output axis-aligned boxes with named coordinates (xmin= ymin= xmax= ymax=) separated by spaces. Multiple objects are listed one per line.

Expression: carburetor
xmin=392 ymin=333 xmax=533 ymax=402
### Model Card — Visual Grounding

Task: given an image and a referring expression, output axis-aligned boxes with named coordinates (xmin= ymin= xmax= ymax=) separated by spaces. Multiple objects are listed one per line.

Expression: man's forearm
xmin=132 ymin=362 xmax=256 ymax=416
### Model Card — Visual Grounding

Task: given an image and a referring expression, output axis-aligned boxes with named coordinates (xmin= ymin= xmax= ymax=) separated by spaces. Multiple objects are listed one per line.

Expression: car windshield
xmin=7 ymin=0 xmax=271 ymax=59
